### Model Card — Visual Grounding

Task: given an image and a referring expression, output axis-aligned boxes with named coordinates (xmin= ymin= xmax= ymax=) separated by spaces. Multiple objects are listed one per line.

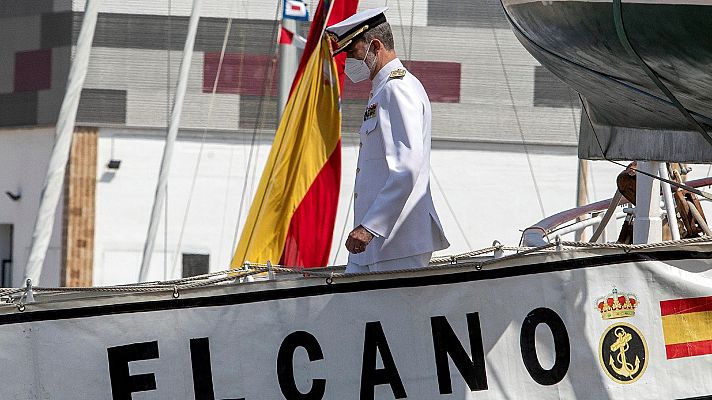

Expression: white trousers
xmin=345 ymin=252 xmax=432 ymax=273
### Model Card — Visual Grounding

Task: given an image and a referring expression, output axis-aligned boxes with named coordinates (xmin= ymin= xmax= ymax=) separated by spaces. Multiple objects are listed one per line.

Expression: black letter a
xmin=360 ymin=321 xmax=407 ymax=400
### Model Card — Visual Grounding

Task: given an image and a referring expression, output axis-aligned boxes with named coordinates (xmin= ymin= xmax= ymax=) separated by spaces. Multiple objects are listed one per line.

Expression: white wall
xmin=0 ymin=128 xmax=63 ymax=287
xmin=94 ymin=127 xmax=634 ymax=285
xmin=2 ymin=127 xmax=709 ymax=287
xmin=95 ymin=128 xmax=274 ymax=284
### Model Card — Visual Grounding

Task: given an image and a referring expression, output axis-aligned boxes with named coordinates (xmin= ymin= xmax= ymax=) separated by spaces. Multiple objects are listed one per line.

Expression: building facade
xmin=0 ymin=0 xmax=634 ymax=286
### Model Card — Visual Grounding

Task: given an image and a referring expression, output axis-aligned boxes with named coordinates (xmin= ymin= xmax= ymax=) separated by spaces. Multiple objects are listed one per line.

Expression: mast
xmin=23 ymin=0 xmax=103 ymax=285
xmin=139 ymin=0 xmax=203 ymax=282
xmin=278 ymin=18 xmax=299 ymax=118
xmin=574 ymin=159 xmax=589 ymax=242
xmin=633 ymin=161 xmax=663 ymax=244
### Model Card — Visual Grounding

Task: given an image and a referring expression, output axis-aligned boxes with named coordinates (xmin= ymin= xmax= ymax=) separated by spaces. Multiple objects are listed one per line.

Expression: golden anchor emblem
xmin=608 ymin=327 xmax=640 ymax=379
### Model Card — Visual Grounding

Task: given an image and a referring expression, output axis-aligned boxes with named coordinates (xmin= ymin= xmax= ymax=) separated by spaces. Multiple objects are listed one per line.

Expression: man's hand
xmin=345 ymin=225 xmax=375 ymax=254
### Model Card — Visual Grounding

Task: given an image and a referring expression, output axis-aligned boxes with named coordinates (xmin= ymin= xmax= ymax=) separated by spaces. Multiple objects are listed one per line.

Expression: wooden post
xmin=62 ymin=127 xmax=97 ymax=287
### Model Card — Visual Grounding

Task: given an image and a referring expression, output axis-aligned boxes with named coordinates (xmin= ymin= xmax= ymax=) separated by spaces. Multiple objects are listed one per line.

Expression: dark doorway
xmin=0 ymin=224 xmax=13 ymax=287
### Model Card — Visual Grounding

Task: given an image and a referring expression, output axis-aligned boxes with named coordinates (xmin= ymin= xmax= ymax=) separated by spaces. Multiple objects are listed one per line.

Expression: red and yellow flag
xmin=660 ymin=295 xmax=712 ymax=359
xmin=231 ymin=0 xmax=358 ymax=268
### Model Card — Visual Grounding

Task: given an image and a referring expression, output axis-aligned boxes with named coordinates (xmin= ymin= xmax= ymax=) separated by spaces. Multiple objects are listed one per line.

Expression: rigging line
xmin=579 ymin=93 xmax=712 ymax=201
xmin=164 ymin=184 xmax=168 ymax=280
xmin=217 ymin=144 xmax=236 ymax=266
xmin=612 ymin=0 xmax=712 ymax=148
xmin=394 ymin=0 xmax=408 ymax=63
xmin=164 ymin=0 xmax=172 ymax=277
xmin=331 ymin=189 xmax=355 ymax=265
xmin=489 ymin=17 xmax=546 ymax=218
xmin=407 ymin=0 xmax=415 ymax=63
xmin=231 ymin=0 xmax=282 ymax=255
xmin=431 ymin=167 xmax=472 ymax=249
xmin=170 ymin=17 xmax=235 ymax=277
xmin=568 ymin=87 xmax=596 ymax=202
xmin=221 ymin=1 xmax=251 ymax=267
xmin=331 ymin=134 xmax=361 ymax=265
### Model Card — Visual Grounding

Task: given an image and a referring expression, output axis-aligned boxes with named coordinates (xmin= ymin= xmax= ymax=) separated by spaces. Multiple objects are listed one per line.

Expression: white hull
xmin=2 ymin=244 xmax=711 ymax=399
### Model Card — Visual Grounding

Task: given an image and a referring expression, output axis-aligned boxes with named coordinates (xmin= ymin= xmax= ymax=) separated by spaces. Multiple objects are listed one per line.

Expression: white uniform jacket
xmin=350 ymin=58 xmax=449 ymax=265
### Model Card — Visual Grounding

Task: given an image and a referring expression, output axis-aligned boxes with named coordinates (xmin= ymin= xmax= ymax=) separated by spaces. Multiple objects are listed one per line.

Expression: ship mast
xmin=139 ymin=0 xmax=203 ymax=282
xmin=23 ymin=0 xmax=103 ymax=285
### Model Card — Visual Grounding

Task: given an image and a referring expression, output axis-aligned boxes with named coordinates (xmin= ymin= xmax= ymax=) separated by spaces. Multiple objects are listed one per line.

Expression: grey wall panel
xmin=41 ymin=12 xmax=73 ymax=48
xmin=70 ymin=0 xmax=426 ymax=26
xmin=0 ymin=15 xmax=42 ymax=94
xmin=70 ymin=0 xmax=281 ymax=21
xmin=430 ymin=102 xmax=579 ymax=146
xmin=71 ymin=13 xmax=278 ymax=54
xmin=238 ymin=96 xmax=277 ymax=131
xmin=0 ymin=92 xmax=38 ymax=127
xmin=124 ymin=89 xmax=170 ymax=128
xmin=428 ymin=0 xmax=509 ymax=29
xmin=37 ymin=88 xmax=63 ymax=125
xmin=0 ymin=47 xmax=15 ymax=94
xmin=34 ymin=48 xmax=70 ymax=125
xmin=358 ymin=0 xmax=428 ymax=27
xmin=31 ymin=6 xmax=581 ymax=147
xmin=237 ymin=98 xmax=360 ymax=134
xmin=533 ymin=66 xmax=580 ymax=109
xmin=50 ymin=46 xmax=70 ymax=95
xmin=53 ymin=0 xmax=72 ymax=13
xmin=178 ymin=92 xmax=241 ymax=131
xmin=342 ymin=101 xmax=369 ymax=134
xmin=77 ymin=89 xmax=127 ymax=124
xmin=84 ymin=48 xmax=182 ymax=92
xmin=194 ymin=17 xmax=278 ymax=53
xmin=83 ymin=48 xmax=239 ymax=130
xmin=0 ymin=0 xmax=53 ymax=17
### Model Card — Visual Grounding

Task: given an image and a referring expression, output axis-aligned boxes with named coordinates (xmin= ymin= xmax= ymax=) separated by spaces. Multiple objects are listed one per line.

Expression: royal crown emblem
xmin=596 ymin=287 xmax=637 ymax=320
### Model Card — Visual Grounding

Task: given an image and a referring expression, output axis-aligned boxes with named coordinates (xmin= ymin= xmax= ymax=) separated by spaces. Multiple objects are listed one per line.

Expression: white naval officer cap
xmin=325 ymin=7 xmax=388 ymax=55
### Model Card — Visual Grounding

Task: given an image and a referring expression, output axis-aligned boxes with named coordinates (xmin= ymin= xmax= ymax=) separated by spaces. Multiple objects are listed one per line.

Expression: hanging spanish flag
xmin=660 ymin=295 xmax=712 ymax=359
xmin=231 ymin=0 xmax=358 ymax=268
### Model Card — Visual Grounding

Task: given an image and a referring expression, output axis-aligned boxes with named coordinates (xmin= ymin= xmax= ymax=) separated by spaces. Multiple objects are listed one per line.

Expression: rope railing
xmin=3 ymin=235 xmax=711 ymax=311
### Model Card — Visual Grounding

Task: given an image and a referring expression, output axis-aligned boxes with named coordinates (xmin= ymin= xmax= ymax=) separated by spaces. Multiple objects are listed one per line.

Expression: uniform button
xmin=354 ymin=193 xmax=358 ymax=199
xmin=359 ymin=142 xmax=363 ymax=148
xmin=356 ymin=167 xmax=360 ymax=174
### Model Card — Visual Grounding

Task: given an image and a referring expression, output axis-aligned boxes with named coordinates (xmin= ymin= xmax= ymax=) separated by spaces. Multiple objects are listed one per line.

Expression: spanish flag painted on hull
xmin=231 ymin=0 xmax=358 ymax=268
xmin=660 ymin=295 xmax=712 ymax=359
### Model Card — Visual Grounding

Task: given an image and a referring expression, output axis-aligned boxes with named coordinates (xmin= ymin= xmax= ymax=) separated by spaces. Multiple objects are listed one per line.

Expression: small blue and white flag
xmin=283 ymin=0 xmax=310 ymax=21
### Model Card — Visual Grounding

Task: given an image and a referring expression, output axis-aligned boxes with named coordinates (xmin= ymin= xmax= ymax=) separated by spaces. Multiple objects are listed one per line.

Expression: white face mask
xmin=344 ymin=41 xmax=375 ymax=83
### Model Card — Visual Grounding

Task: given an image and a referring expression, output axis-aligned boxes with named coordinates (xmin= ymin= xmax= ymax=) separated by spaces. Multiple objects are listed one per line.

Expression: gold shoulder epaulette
xmin=388 ymin=69 xmax=406 ymax=80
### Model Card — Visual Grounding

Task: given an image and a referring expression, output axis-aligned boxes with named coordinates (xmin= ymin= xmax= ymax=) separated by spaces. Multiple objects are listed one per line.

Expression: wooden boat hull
xmin=501 ymin=0 xmax=712 ymax=162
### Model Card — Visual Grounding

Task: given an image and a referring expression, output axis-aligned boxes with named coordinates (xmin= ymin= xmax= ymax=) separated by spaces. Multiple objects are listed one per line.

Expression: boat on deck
xmin=500 ymin=0 xmax=712 ymax=162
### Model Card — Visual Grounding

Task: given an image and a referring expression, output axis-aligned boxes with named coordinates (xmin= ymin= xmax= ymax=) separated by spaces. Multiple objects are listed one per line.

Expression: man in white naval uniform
xmin=326 ymin=8 xmax=449 ymax=273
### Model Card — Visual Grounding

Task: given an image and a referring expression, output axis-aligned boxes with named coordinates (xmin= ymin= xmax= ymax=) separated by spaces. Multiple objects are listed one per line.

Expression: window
xmin=182 ymin=253 xmax=209 ymax=278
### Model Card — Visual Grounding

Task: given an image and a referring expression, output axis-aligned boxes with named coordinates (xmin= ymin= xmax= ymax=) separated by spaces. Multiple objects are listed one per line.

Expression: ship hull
xmin=1 ymin=246 xmax=711 ymax=399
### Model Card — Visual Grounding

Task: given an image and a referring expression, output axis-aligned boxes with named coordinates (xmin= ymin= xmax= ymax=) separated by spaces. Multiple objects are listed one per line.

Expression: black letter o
xmin=520 ymin=307 xmax=570 ymax=385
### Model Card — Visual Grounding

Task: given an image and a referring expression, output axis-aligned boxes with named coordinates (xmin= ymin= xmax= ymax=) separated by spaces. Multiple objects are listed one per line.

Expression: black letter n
xmin=431 ymin=313 xmax=488 ymax=394
xmin=107 ymin=341 xmax=159 ymax=400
